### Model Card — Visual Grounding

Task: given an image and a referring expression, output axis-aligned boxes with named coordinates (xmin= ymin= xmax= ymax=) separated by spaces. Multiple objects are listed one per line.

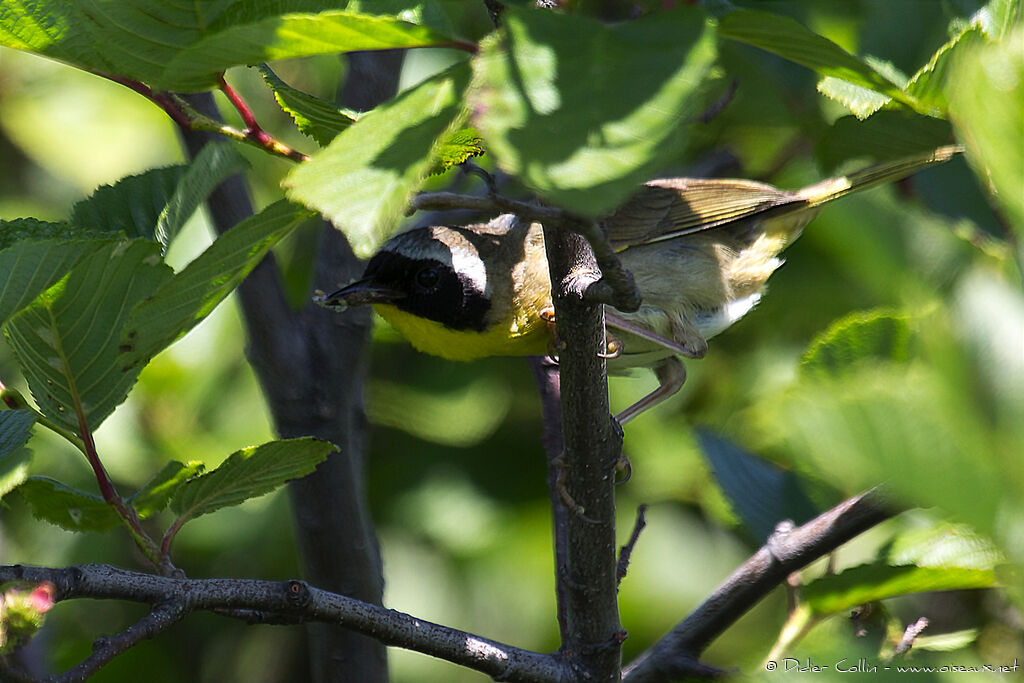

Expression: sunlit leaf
xmin=3 ymin=240 xmax=173 ymax=431
xmin=800 ymin=310 xmax=913 ymax=378
xmin=948 ymin=24 xmax=1024 ymax=233
xmin=170 ymin=437 xmax=335 ymax=521
xmin=260 ymin=65 xmax=359 ymax=146
xmin=888 ymin=522 xmax=1003 ymax=571
xmin=470 ymin=6 xmax=717 ymax=216
xmin=718 ymin=9 xmax=926 ymax=114
xmin=0 ymin=2 xmax=461 ymax=92
xmin=0 ymin=410 xmax=35 ymax=498
xmin=430 ymin=127 xmax=484 ymax=175
xmin=119 ymin=200 xmax=311 ymax=372
xmin=285 ymin=61 xmax=471 ymax=257
xmin=802 ymin=563 xmax=998 ymax=616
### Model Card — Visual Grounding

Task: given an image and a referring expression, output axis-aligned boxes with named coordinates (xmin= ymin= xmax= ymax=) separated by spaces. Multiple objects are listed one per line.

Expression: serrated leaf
xmin=70 ymin=143 xmax=248 ymax=251
xmin=285 ymin=61 xmax=471 ymax=257
xmin=802 ymin=563 xmax=997 ymax=616
xmin=948 ymin=24 xmax=1024 ymax=233
xmin=17 ymin=476 xmax=120 ymax=532
xmin=0 ymin=410 xmax=35 ymax=498
xmin=469 ymin=6 xmax=717 ymax=217
xmin=119 ymin=200 xmax=311 ymax=372
xmin=0 ymin=235 xmax=113 ymax=326
xmin=430 ymin=127 xmax=484 ymax=175
xmin=164 ymin=10 xmax=460 ymax=91
xmin=756 ymin=367 xmax=1006 ymax=540
xmin=0 ymin=2 xmax=461 ymax=92
xmin=905 ymin=25 xmax=985 ymax=115
xmin=3 ymin=240 xmax=173 ymax=431
xmin=260 ymin=65 xmax=359 ymax=146
xmin=0 ymin=219 xmax=90 ymax=250
xmin=817 ymin=77 xmax=892 ymax=120
xmin=719 ymin=9 xmax=926 ymax=114
xmin=817 ymin=112 xmax=954 ymax=172
xmin=127 ymin=460 xmax=205 ymax=518
xmin=697 ymin=429 xmax=818 ymax=542
xmin=800 ymin=310 xmax=914 ymax=379
xmin=170 ymin=437 xmax=335 ymax=522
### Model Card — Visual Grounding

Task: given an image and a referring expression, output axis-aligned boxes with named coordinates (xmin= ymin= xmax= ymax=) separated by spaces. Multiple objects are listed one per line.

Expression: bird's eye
xmin=415 ymin=266 xmax=440 ymax=290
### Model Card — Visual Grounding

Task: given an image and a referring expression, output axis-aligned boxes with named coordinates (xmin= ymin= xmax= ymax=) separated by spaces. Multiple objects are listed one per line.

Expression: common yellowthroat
xmin=318 ymin=146 xmax=959 ymax=423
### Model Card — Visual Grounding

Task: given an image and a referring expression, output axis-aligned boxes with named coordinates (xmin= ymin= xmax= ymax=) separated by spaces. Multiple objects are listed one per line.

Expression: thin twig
xmin=0 ymin=564 xmax=570 ymax=683
xmin=56 ymin=602 xmax=186 ymax=683
xmin=622 ymin=491 xmax=895 ymax=682
xmin=893 ymin=617 xmax=929 ymax=657
xmin=616 ymin=504 xmax=648 ymax=587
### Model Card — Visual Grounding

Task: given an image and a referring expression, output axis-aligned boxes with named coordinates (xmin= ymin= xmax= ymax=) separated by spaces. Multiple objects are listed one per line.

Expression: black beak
xmin=316 ymin=278 xmax=405 ymax=309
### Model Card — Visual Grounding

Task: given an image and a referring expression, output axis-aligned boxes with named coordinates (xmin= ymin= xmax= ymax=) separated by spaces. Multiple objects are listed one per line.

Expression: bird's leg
xmin=614 ymin=356 xmax=687 ymax=425
xmin=605 ymin=312 xmax=706 ymax=359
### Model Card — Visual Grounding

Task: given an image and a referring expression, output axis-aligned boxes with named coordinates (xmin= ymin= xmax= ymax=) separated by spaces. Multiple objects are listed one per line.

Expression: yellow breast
xmin=373 ymin=303 xmax=551 ymax=361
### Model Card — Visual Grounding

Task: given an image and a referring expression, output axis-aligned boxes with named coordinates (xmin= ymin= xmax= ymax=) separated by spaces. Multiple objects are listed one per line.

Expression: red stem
xmin=99 ymin=73 xmax=193 ymax=129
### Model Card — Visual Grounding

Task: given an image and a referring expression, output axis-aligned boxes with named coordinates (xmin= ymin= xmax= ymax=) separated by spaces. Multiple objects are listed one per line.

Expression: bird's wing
xmin=605 ymin=145 xmax=961 ymax=252
xmin=605 ymin=178 xmax=803 ymax=251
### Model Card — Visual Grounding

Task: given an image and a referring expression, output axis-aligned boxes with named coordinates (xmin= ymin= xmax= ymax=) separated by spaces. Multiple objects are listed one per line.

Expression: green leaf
xmin=0 ymin=2 xmax=461 ymax=92
xmin=800 ymin=310 xmax=914 ymax=379
xmin=888 ymin=522 xmax=1003 ymax=571
xmin=802 ymin=563 xmax=998 ymax=616
xmin=3 ymin=240 xmax=173 ymax=431
xmin=0 ymin=236 xmax=112 ymax=327
xmin=127 ymin=460 xmax=205 ymax=518
xmin=905 ymin=25 xmax=985 ymax=116
xmin=719 ymin=9 xmax=926 ymax=114
xmin=260 ymin=65 xmax=359 ymax=147
xmin=697 ymin=430 xmax=818 ymax=542
xmin=16 ymin=463 xmax=202 ymax=531
xmin=70 ymin=143 xmax=248 ymax=251
xmin=948 ymin=24 xmax=1024 ymax=233
xmin=285 ymin=61 xmax=471 ymax=258
xmin=817 ymin=57 xmax=908 ymax=120
xmin=817 ymin=111 xmax=954 ymax=172
xmin=18 ymin=476 xmax=120 ymax=532
xmin=469 ymin=6 xmax=717 ymax=216
xmin=119 ymin=200 xmax=311 ymax=372
xmin=430 ymin=127 xmax=484 ymax=175
xmin=755 ymin=367 xmax=1007 ymax=540
xmin=170 ymin=437 xmax=335 ymax=522
xmin=914 ymin=629 xmax=981 ymax=652
xmin=165 ymin=10 xmax=460 ymax=91
xmin=817 ymin=77 xmax=892 ymax=120
xmin=0 ymin=218 xmax=89 ymax=250
xmin=0 ymin=410 xmax=35 ymax=498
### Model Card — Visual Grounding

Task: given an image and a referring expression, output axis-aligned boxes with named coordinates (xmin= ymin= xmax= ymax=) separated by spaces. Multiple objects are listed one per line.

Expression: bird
xmin=317 ymin=146 xmax=959 ymax=423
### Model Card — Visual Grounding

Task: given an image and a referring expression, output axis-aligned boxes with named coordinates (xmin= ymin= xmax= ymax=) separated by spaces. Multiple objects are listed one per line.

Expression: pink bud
xmin=29 ymin=582 xmax=55 ymax=613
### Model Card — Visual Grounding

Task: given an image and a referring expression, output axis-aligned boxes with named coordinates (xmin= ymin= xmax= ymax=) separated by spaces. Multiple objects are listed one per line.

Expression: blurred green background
xmin=1 ymin=1 xmax=1021 ymax=681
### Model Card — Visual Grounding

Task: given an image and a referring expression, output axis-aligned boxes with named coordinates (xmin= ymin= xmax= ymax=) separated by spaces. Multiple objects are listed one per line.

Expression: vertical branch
xmin=542 ymin=222 xmax=624 ymax=680
xmin=175 ymin=49 xmax=405 ymax=683
xmin=528 ymin=356 xmax=570 ymax=638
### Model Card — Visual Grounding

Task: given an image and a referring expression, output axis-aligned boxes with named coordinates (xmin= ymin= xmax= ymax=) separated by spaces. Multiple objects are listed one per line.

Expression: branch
xmin=541 ymin=217 xmax=624 ymax=680
xmin=412 ymin=191 xmax=641 ymax=313
xmin=0 ymin=564 xmax=570 ymax=683
xmin=622 ymin=491 xmax=895 ymax=682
